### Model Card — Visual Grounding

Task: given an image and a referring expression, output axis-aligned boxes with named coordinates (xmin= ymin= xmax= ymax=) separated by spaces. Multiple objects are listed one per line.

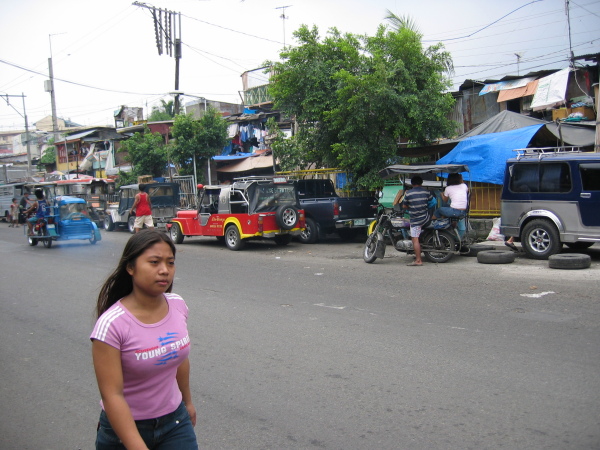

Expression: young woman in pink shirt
xmin=91 ymin=229 xmax=197 ymax=449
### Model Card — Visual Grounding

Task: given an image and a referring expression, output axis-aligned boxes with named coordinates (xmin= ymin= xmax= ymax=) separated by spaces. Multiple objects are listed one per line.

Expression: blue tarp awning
xmin=436 ymin=124 xmax=544 ymax=185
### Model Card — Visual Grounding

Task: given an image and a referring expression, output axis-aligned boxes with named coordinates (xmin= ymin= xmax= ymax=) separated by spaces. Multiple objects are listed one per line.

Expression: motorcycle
xmin=363 ymin=164 xmax=472 ymax=264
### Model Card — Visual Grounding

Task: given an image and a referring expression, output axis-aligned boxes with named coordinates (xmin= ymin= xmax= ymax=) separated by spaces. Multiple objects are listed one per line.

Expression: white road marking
xmin=520 ymin=291 xmax=556 ymax=298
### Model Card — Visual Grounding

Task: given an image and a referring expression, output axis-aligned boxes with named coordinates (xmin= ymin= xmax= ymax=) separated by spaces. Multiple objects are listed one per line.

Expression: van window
xmin=510 ymin=162 xmax=571 ymax=193
xmin=580 ymin=164 xmax=600 ymax=191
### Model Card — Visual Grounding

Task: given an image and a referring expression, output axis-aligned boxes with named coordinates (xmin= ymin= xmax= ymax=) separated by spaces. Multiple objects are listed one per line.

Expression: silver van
xmin=500 ymin=149 xmax=600 ymax=259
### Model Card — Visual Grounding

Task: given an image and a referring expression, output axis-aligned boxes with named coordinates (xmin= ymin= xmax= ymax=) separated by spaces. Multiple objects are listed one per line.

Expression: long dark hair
xmin=96 ymin=229 xmax=176 ymax=318
xmin=447 ymin=173 xmax=463 ymax=186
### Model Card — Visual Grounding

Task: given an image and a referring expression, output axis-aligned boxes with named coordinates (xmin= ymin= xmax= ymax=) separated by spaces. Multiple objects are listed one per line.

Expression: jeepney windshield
xmin=250 ymin=183 xmax=298 ymax=213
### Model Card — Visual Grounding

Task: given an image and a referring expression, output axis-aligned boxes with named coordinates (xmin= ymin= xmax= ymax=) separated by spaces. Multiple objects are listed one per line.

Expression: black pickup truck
xmin=296 ymin=179 xmax=377 ymax=243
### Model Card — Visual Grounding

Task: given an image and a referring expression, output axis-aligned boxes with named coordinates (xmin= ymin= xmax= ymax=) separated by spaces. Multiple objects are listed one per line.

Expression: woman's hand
xmin=185 ymin=402 xmax=197 ymax=427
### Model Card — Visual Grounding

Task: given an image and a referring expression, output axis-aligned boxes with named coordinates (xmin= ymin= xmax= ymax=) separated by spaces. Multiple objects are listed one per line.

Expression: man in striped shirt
xmin=402 ymin=176 xmax=433 ymax=266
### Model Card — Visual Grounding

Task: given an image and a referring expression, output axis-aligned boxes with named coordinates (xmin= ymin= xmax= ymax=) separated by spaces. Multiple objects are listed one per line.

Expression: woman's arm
xmin=176 ymin=358 xmax=196 ymax=426
xmin=92 ymin=339 xmax=148 ymax=450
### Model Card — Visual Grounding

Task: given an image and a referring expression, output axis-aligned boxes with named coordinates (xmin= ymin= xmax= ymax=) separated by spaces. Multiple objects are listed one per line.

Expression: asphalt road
xmin=1 ymin=226 xmax=599 ymax=450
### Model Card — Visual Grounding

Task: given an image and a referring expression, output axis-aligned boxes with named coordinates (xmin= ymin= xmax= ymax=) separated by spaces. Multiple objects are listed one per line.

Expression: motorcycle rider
xmin=402 ymin=176 xmax=433 ymax=266
xmin=24 ymin=189 xmax=48 ymax=236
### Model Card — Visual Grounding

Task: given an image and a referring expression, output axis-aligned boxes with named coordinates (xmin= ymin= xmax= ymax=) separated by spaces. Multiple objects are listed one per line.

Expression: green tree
xmin=120 ymin=126 xmax=168 ymax=178
xmin=169 ymin=107 xmax=228 ymax=182
xmin=267 ymin=21 xmax=456 ymax=188
xmin=38 ymin=137 xmax=56 ymax=171
xmin=148 ymin=99 xmax=175 ymax=121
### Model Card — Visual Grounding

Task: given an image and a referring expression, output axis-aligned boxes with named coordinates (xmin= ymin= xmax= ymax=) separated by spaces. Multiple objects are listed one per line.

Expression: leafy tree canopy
xmin=121 ymin=126 xmax=168 ymax=178
xmin=148 ymin=99 xmax=175 ymax=121
xmin=267 ymin=20 xmax=456 ymax=188
xmin=169 ymin=108 xmax=229 ymax=183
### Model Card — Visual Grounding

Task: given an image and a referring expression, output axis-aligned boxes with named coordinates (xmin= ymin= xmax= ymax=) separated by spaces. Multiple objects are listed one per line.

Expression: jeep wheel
xmin=104 ymin=216 xmax=115 ymax=231
xmin=276 ymin=205 xmax=299 ymax=230
xmin=274 ymin=234 xmax=292 ymax=246
xmin=298 ymin=217 xmax=318 ymax=244
xmin=170 ymin=223 xmax=184 ymax=244
xmin=548 ymin=253 xmax=591 ymax=270
xmin=477 ymin=250 xmax=516 ymax=264
xmin=522 ymin=219 xmax=561 ymax=260
xmin=128 ymin=216 xmax=136 ymax=234
xmin=224 ymin=225 xmax=245 ymax=251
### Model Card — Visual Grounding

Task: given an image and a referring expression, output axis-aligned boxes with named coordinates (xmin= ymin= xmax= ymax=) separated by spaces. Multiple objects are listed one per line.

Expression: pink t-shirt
xmin=90 ymin=293 xmax=191 ymax=420
xmin=443 ymin=183 xmax=469 ymax=209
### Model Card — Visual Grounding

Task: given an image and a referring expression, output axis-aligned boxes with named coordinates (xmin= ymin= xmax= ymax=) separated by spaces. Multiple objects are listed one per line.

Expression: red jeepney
xmin=168 ymin=176 xmax=305 ymax=250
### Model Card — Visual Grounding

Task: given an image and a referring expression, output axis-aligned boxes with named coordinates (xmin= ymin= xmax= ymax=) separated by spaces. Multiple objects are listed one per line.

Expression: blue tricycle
xmin=25 ymin=196 xmax=102 ymax=248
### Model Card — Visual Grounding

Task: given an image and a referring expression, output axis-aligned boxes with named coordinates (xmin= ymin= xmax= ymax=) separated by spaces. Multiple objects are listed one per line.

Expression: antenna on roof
xmin=275 ymin=5 xmax=292 ymax=48
xmin=514 ymin=53 xmax=522 ymax=75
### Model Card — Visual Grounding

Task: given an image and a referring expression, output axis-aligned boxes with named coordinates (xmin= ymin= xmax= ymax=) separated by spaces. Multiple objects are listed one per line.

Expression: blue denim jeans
xmin=434 ymin=206 xmax=466 ymax=219
xmin=96 ymin=401 xmax=197 ymax=450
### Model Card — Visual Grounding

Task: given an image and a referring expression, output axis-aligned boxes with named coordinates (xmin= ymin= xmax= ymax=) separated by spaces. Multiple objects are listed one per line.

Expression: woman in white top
xmin=432 ymin=173 xmax=469 ymax=219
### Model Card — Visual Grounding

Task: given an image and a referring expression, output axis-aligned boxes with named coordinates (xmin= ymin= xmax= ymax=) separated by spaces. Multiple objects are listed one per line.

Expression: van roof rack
xmin=514 ymin=146 xmax=584 ymax=160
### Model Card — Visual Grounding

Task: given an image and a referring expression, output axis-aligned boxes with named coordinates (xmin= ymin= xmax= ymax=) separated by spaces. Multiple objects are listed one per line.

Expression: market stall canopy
xmin=217 ymin=154 xmax=274 ymax=173
xmin=379 ymin=164 xmax=470 ymax=179
xmin=436 ymin=125 xmax=545 ymax=185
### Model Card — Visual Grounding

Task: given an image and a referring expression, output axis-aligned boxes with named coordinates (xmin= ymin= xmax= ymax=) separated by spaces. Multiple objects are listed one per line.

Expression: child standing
xmin=9 ymin=198 xmax=19 ymax=227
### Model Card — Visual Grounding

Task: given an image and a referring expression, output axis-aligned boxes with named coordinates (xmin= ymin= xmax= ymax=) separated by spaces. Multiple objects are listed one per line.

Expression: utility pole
xmin=133 ymin=2 xmax=182 ymax=114
xmin=2 ymin=94 xmax=32 ymax=177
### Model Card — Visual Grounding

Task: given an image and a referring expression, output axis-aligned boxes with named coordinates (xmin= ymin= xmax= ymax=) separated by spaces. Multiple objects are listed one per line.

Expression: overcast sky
xmin=1 ymin=0 xmax=598 ymax=131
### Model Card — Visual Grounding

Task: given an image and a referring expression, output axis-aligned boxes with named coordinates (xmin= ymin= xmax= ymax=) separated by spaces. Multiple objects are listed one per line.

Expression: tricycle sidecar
xmin=25 ymin=196 xmax=101 ymax=248
xmin=364 ymin=164 xmax=472 ymax=263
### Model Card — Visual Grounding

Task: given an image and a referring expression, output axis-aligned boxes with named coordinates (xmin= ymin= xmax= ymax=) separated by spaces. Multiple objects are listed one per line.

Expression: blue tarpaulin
xmin=436 ymin=124 xmax=544 ymax=185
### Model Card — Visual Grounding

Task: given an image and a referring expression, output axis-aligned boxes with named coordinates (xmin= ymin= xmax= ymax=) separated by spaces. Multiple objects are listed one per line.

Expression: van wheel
xmin=477 ymin=250 xmax=516 ymax=264
xmin=298 ymin=217 xmax=318 ymax=244
xmin=522 ymin=219 xmax=561 ymax=260
xmin=548 ymin=253 xmax=591 ymax=270
xmin=224 ymin=225 xmax=245 ymax=251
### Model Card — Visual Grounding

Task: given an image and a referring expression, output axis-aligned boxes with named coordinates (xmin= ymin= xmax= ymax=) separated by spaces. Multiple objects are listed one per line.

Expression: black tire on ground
xmin=104 ymin=216 xmax=115 ymax=231
xmin=564 ymin=242 xmax=594 ymax=250
xmin=298 ymin=217 xmax=318 ymax=244
xmin=169 ymin=223 xmax=184 ymax=244
xmin=273 ymin=234 xmax=292 ymax=246
xmin=276 ymin=204 xmax=299 ymax=230
xmin=423 ymin=230 xmax=455 ymax=263
xmin=548 ymin=253 xmax=591 ymax=270
xmin=462 ymin=244 xmax=495 ymax=256
xmin=224 ymin=224 xmax=245 ymax=251
xmin=128 ymin=216 xmax=136 ymax=234
xmin=521 ymin=219 xmax=561 ymax=260
xmin=363 ymin=232 xmax=380 ymax=263
xmin=477 ymin=250 xmax=516 ymax=264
